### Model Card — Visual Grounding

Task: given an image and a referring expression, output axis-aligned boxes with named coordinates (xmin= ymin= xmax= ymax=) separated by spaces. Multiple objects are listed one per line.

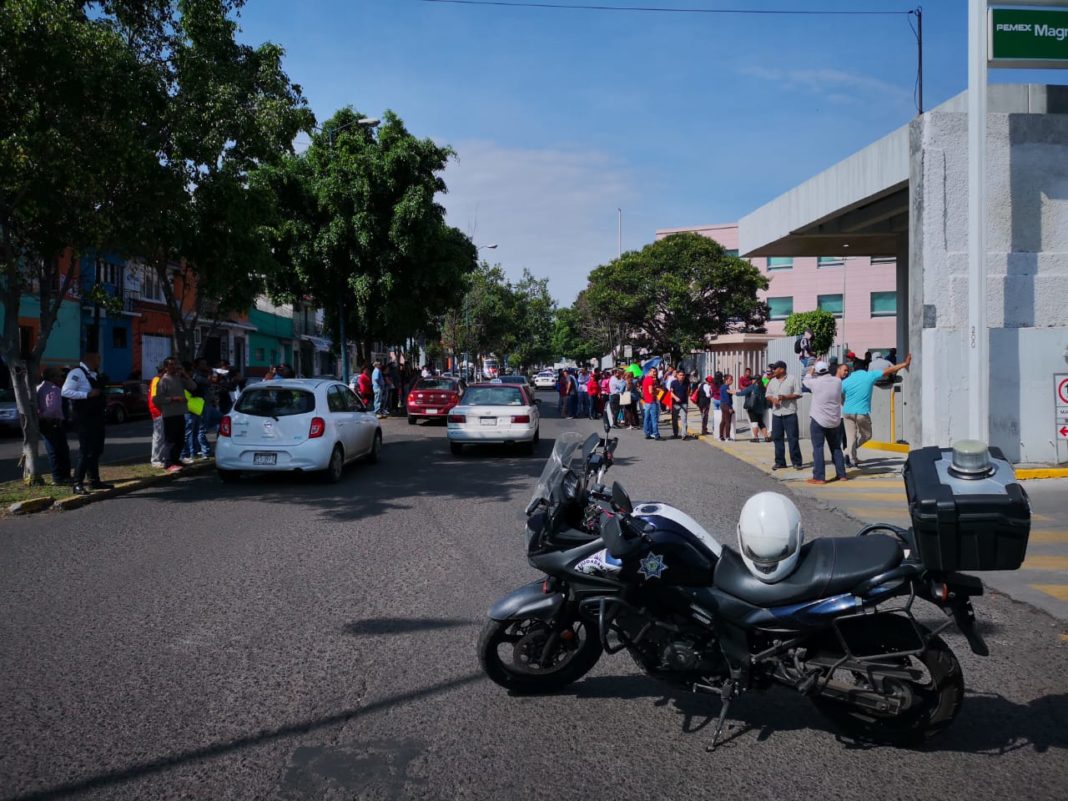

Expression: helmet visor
xmin=738 ymin=521 xmax=802 ymax=571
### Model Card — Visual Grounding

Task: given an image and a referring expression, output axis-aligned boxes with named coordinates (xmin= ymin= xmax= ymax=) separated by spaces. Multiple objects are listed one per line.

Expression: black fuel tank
xmin=622 ymin=503 xmax=721 ymax=587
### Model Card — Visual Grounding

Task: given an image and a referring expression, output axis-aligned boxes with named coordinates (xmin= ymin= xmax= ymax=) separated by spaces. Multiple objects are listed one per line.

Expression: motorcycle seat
xmin=713 ymin=535 xmax=903 ymax=608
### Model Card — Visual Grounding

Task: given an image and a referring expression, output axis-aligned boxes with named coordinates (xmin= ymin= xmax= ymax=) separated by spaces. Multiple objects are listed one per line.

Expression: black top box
xmin=903 ymin=445 xmax=1031 ymax=572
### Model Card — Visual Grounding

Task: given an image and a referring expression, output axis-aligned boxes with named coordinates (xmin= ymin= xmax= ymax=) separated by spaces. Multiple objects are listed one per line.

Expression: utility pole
xmin=617 ymin=208 xmax=622 ymax=259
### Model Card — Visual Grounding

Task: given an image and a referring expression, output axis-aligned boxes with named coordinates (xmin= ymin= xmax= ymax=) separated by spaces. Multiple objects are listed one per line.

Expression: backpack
xmin=793 ymin=338 xmax=802 ymax=354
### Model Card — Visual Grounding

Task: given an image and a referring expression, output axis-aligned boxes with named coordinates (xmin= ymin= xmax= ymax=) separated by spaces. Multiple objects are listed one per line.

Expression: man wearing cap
xmin=842 ymin=352 xmax=913 ymax=466
xmin=765 ymin=361 xmax=803 ymax=470
xmin=803 ymin=360 xmax=847 ymax=484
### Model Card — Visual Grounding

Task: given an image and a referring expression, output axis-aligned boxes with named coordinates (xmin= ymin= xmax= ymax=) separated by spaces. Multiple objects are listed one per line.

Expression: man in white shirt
xmin=802 ymin=360 xmax=847 ymax=485
xmin=61 ymin=352 xmax=114 ymax=495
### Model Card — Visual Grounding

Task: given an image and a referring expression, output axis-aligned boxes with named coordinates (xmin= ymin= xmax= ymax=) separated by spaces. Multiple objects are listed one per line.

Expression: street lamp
xmin=320 ymin=116 xmax=381 ymax=383
xmin=478 ymin=244 xmax=498 ymax=251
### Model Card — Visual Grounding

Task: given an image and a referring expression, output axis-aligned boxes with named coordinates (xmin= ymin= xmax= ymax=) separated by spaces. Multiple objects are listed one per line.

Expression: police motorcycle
xmin=479 ymin=422 xmax=1031 ymax=748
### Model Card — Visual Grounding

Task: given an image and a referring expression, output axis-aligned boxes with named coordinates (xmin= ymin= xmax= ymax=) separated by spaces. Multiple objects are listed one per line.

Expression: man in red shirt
xmin=641 ymin=367 xmax=661 ymax=440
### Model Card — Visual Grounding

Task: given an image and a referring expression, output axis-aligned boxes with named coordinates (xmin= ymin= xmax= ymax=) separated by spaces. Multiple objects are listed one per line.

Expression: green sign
xmin=990 ymin=7 xmax=1068 ymax=67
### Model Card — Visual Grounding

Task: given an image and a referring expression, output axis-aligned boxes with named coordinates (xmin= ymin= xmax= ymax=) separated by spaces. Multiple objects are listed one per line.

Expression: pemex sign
xmin=990 ymin=7 xmax=1068 ymax=68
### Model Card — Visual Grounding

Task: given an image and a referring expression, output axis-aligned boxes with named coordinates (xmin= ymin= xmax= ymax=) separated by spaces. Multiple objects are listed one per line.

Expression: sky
xmin=234 ymin=0 xmax=1067 ymax=304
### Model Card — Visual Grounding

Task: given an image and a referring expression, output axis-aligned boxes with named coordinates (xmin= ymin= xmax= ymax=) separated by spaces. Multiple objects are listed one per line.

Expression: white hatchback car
xmin=533 ymin=370 xmax=557 ymax=389
xmin=447 ymin=382 xmax=540 ymax=456
xmin=216 ymin=379 xmax=381 ymax=483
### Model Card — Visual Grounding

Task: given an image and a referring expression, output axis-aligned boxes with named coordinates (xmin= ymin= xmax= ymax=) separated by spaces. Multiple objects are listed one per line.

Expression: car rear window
xmin=415 ymin=379 xmax=457 ymax=392
xmin=461 ymin=386 xmax=525 ymax=407
xmin=235 ymin=388 xmax=316 ymax=417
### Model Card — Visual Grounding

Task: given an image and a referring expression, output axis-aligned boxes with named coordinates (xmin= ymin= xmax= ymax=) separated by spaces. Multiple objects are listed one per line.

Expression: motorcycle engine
xmin=616 ymin=611 xmax=726 ymax=681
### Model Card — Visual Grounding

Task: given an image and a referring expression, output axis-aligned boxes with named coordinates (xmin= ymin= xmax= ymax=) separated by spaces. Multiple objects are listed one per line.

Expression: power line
xmin=421 ymin=0 xmax=910 ymax=15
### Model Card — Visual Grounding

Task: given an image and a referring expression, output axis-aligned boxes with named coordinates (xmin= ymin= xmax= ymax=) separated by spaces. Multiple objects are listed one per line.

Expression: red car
xmin=104 ymin=381 xmax=151 ymax=424
xmin=407 ymin=378 xmax=462 ymax=424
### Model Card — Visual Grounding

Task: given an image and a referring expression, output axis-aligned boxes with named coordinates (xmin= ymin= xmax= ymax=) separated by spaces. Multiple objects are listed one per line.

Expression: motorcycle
xmin=478 ymin=419 xmax=1030 ymax=748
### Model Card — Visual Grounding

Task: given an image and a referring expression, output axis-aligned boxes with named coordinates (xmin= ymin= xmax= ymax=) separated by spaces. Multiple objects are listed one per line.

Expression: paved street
xmin=1 ymin=399 xmax=1066 ymax=801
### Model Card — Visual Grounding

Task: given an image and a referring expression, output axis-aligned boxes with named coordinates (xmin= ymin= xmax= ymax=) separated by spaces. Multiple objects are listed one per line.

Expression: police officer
xmin=61 ymin=352 xmax=114 ymax=495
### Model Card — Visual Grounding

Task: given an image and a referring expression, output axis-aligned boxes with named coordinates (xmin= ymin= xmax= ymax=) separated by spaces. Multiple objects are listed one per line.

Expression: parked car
xmin=215 ymin=379 xmax=381 ymax=483
xmin=104 ymin=381 xmax=151 ymax=424
xmin=533 ymin=369 xmax=557 ymax=389
xmin=0 ymin=388 xmax=19 ymax=433
xmin=495 ymin=374 xmax=535 ymax=394
xmin=407 ymin=377 xmax=462 ymax=424
xmin=446 ymin=382 xmax=540 ymax=456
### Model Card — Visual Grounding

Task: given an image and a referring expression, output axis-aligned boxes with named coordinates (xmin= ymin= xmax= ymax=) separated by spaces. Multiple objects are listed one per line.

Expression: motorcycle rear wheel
xmin=478 ymin=616 xmax=602 ymax=694
xmin=809 ymin=619 xmax=963 ymax=746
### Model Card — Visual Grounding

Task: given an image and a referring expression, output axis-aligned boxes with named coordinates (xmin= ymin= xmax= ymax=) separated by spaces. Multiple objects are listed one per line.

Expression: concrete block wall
xmin=910 ymin=109 xmax=1068 ymax=463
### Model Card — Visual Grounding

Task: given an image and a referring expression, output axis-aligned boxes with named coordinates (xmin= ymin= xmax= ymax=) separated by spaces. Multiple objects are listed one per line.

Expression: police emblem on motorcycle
xmin=638 ymin=552 xmax=668 ymax=580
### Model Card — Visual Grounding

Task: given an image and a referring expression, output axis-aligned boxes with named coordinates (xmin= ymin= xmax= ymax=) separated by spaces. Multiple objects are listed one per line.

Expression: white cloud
xmin=739 ymin=65 xmax=913 ymax=105
xmin=440 ymin=140 xmax=638 ymax=304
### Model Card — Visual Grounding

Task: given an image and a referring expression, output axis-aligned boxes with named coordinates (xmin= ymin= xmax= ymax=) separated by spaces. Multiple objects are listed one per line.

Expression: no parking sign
xmin=1057 ymin=374 xmax=1068 ymax=440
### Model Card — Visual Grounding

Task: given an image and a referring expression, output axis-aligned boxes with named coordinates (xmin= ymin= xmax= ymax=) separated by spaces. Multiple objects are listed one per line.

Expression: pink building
xmin=655 ymin=223 xmax=898 ymax=356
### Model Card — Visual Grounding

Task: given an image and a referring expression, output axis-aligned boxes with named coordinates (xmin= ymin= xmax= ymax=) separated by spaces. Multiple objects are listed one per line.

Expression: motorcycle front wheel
xmin=478 ymin=616 xmax=602 ymax=694
xmin=809 ymin=618 xmax=964 ymax=746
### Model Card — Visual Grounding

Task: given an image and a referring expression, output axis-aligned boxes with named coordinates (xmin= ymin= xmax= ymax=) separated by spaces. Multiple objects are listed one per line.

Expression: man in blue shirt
xmin=841 ymin=352 xmax=912 ymax=465
xmin=371 ymin=360 xmax=386 ymax=417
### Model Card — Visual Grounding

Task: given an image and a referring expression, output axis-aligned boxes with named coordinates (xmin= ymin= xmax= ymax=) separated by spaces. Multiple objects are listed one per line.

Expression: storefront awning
xmin=301 ymin=335 xmax=333 ymax=352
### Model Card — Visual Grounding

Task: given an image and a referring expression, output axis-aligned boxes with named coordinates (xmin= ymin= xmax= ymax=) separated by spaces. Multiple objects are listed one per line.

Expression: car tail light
xmin=309 ymin=417 xmax=326 ymax=438
xmin=447 ymin=414 xmax=465 ymax=423
xmin=511 ymin=415 xmax=530 ymax=423
xmin=407 ymin=393 xmax=415 ymax=404
xmin=219 ymin=415 xmax=231 ymax=437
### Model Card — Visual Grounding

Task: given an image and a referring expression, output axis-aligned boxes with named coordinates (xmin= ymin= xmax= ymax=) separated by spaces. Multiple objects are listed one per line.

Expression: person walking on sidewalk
xmin=371 ymin=360 xmax=386 ymax=417
xmin=734 ymin=371 xmax=770 ymax=442
xmin=697 ymin=375 xmax=714 ymax=436
xmin=608 ymin=368 xmax=626 ymax=428
xmin=154 ymin=357 xmax=196 ymax=472
xmin=37 ymin=367 xmax=72 ymax=484
xmin=670 ymin=369 xmax=692 ymax=440
xmin=148 ymin=364 xmax=167 ymax=467
xmin=803 ymin=360 xmax=847 ymax=485
xmin=641 ymin=367 xmax=661 ymax=440
xmin=61 ymin=352 xmax=114 ymax=495
xmin=765 ymin=361 xmax=803 ymax=471
xmin=842 ymin=352 xmax=913 ymax=466
xmin=718 ymin=374 xmax=735 ymax=441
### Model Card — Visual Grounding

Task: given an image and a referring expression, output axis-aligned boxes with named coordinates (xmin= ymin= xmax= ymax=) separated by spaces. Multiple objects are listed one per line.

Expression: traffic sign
xmin=1056 ymin=374 xmax=1068 ymax=439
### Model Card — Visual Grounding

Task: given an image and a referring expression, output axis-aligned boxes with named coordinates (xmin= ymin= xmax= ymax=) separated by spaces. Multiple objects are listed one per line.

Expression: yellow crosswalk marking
xmin=1032 ymin=585 xmax=1068 ymax=602
xmin=1021 ymin=555 xmax=1068 ymax=571
xmin=1029 ymin=530 xmax=1068 ymax=543
xmin=807 ymin=490 xmax=906 ymax=501
xmin=833 ymin=505 xmax=911 ymax=520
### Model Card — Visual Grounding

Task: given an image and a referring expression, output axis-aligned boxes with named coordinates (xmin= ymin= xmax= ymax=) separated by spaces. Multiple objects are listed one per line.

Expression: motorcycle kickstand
xmin=707 ymin=679 xmax=737 ymax=752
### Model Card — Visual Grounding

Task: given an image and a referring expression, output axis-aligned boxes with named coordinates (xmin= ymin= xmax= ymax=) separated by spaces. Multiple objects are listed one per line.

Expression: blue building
xmin=78 ymin=253 xmax=136 ymax=381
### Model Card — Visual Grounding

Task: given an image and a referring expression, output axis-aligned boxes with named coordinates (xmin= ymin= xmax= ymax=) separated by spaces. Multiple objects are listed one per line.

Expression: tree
xmin=784 ymin=310 xmax=837 ymax=355
xmin=583 ymin=233 xmax=770 ymax=362
xmin=262 ymin=108 xmax=475 ymax=366
xmin=0 ymin=0 xmax=165 ymax=482
xmin=551 ymin=306 xmax=600 ymax=366
xmin=123 ymin=0 xmax=314 ymax=361
xmin=439 ymin=263 xmax=513 ymax=367
xmin=507 ymin=270 xmax=556 ymax=369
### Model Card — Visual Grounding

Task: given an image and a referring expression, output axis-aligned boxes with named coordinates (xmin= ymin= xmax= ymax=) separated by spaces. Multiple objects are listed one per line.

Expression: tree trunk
xmin=4 ymin=357 xmax=44 ymax=484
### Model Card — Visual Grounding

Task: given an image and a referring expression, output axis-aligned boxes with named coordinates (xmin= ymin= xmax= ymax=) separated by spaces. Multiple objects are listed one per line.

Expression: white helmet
xmin=737 ymin=492 xmax=804 ymax=584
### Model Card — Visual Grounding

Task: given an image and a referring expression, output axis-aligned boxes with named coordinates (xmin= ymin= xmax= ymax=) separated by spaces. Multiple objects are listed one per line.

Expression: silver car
xmin=447 ymin=382 xmax=540 ymax=456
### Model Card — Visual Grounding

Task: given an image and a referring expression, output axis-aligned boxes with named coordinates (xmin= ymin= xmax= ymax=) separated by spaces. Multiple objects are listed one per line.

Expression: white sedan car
xmin=447 ymin=382 xmax=540 ymax=456
xmin=216 ymin=379 xmax=381 ymax=483
xmin=533 ymin=370 xmax=557 ymax=389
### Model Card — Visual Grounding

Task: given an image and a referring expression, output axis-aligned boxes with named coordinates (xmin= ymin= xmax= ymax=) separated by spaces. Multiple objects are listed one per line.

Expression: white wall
xmin=910 ymin=109 xmax=1068 ymax=463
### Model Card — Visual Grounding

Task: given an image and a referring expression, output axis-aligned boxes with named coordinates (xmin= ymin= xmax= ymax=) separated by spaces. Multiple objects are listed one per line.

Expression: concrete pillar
xmin=895 ymin=233 xmax=909 ymax=355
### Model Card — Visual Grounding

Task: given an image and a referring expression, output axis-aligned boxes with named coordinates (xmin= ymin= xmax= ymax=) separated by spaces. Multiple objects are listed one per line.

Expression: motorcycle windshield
xmin=526 ymin=431 xmax=585 ymax=514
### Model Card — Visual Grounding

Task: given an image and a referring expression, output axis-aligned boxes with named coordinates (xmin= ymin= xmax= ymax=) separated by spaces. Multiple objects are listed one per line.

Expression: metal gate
xmin=141 ymin=334 xmax=172 ymax=377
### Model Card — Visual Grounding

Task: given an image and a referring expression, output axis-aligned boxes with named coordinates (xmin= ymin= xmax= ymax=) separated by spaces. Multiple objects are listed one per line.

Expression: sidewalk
xmin=690 ymin=424 xmax=1068 ymax=624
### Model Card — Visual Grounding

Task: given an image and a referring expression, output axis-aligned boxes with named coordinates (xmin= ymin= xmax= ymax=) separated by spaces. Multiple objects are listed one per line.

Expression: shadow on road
xmin=3 ymin=672 xmax=486 ymax=801
xmin=104 ymin=432 xmax=556 ymax=523
xmin=343 ymin=617 xmax=474 ymax=636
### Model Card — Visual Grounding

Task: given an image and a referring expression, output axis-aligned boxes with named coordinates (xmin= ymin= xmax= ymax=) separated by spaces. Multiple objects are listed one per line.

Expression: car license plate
xmin=253 ymin=452 xmax=277 ymax=465
xmin=480 ymin=417 xmax=496 ymax=426
xmin=426 ymin=408 xmax=438 ymax=415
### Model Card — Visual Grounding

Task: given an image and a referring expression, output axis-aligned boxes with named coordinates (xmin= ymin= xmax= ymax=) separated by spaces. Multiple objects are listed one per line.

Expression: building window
xmin=112 ymin=328 xmax=128 ymax=349
xmin=725 ymin=249 xmax=739 ymax=257
xmin=253 ymin=347 xmax=265 ymax=362
xmin=817 ymin=256 xmax=844 ymax=268
xmin=870 ymin=291 xmax=897 ymax=317
xmin=870 ymin=256 xmax=896 ymax=265
xmin=817 ymin=294 xmax=844 ymax=317
xmin=766 ymin=257 xmax=793 ymax=271
xmin=767 ymin=296 xmax=793 ymax=320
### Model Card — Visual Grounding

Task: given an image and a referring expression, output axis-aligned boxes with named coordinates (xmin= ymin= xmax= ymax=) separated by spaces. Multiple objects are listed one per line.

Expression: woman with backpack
xmin=733 ymin=372 xmax=770 ymax=442
xmin=695 ymin=375 xmax=715 ymax=436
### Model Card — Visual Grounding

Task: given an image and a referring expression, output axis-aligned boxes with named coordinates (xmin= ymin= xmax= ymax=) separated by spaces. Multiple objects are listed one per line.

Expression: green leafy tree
xmin=262 ymin=107 xmax=475 ymax=366
xmin=784 ymin=310 xmax=837 ymax=355
xmin=0 ymin=0 xmax=164 ymax=482
xmin=439 ymin=263 xmax=513 ymax=367
xmin=584 ymin=233 xmax=769 ymax=362
xmin=507 ymin=270 xmax=557 ymax=369
xmin=552 ymin=305 xmax=600 ymax=365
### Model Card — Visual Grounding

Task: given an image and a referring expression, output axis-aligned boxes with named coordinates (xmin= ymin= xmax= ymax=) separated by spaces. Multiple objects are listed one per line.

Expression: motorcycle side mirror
xmin=602 ymin=408 xmax=612 ymax=434
xmin=611 ymin=481 xmax=633 ymax=515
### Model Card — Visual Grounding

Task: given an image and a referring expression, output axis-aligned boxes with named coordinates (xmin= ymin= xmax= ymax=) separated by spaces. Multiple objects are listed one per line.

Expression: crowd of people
xmin=553 ymin=347 xmax=912 ymax=484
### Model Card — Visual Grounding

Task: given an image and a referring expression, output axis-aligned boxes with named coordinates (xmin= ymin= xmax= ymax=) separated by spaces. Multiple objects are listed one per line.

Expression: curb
xmin=8 ymin=497 xmax=56 ymax=515
xmin=1016 ymin=468 xmax=1068 ymax=480
xmin=30 ymin=462 xmax=215 ymax=515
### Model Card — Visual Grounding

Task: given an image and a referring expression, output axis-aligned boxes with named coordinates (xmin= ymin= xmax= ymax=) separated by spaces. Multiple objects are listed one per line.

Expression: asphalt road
xmin=0 ymin=419 xmax=153 ymax=482
xmin=1 ymin=399 xmax=1066 ymax=801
